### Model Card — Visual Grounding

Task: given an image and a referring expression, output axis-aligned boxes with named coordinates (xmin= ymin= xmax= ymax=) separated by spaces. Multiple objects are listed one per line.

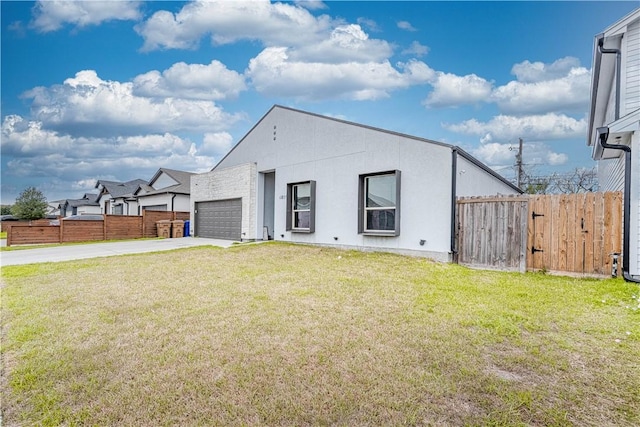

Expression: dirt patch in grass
xmin=2 ymin=242 xmax=639 ymax=426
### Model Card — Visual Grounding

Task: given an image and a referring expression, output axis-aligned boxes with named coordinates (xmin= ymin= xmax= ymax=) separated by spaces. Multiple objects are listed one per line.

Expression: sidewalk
xmin=0 ymin=238 xmax=235 ymax=267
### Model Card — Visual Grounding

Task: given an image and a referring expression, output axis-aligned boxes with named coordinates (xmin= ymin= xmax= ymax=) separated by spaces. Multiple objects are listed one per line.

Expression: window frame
xmin=286 ymin=180 xmax=316 ymax=233
xmin=358 ymin=170 xmax=401 ymax=236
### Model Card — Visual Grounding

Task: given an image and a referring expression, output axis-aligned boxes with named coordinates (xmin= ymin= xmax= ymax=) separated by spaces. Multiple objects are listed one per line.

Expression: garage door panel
xmin=195 ymin=199 xmax=242 ymax=240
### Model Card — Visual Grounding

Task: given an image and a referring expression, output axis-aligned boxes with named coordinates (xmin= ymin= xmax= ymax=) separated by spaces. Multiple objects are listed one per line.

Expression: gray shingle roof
xmin=96 ymin=179 xmax=148 ymax=199
xmin=139 ymin=168 xmax=195 ymax=196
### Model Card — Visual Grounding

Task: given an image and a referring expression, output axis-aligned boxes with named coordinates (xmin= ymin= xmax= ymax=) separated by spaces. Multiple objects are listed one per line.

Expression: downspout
xmin=450 ymin=148 xmax=458 ymax=262
xmin=598 ymin=38 xmax=621 ymax=121
xmin=171 ymin=194 xmax=176 ymax=211
xmin=598 ymin=127 xmax=640 ymax=283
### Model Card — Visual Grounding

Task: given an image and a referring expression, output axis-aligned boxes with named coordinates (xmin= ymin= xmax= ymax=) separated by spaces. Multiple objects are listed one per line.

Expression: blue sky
xmin=1 ymin=1 xmax=638 ymax=204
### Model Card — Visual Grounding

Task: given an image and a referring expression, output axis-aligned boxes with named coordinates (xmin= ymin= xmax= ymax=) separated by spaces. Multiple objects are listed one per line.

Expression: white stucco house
xmin=135 ymin=168 xmax=194 ymax=214
xmin=587 ymin=8 xmax=640 ymax=281
xmin=59 ymin=193 xmax=100 ymax=217
xmin=192 ymin=106 xmax=521 ymax=261
xmin=95 ymin=179 xmax=147 ymax=215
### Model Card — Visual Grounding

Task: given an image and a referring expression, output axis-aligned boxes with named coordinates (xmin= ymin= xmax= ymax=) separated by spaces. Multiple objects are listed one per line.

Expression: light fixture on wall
xmin=334 ymin=236 xmax=338 ymax=241
xmin=419 ymin=239 xmax=426 ymax=246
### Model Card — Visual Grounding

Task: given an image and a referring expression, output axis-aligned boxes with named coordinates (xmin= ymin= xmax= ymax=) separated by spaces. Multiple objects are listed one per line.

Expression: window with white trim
xmin=286 ymin=181 xmax=316 ymax=233
xmin=358 ymin=171 xmax=400 ymax=235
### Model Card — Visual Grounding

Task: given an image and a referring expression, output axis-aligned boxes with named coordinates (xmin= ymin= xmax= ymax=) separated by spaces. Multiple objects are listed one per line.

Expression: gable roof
xmin=214 ymin=105 xmax=521 ymax=193
xmin=96 ymin=179 xmax=148 ymax=200
xmin=138 ymin=168 xmax=195 ymax=197
xmin=59 ymin=193 xmax=99 ymax=209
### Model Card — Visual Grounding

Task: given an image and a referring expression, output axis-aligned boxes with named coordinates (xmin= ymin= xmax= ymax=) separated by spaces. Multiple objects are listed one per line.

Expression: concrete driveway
xmin=0 ymin=238 xmax=235 ymax=267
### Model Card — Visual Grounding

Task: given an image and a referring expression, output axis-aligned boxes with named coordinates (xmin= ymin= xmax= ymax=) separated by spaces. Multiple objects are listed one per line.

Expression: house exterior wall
xmin=191 ymin=162 xmax=257 ymax=239
xmin=153 ymin=173 xmax=178 ymax=190
xmin=208 ymin=107 xmax=518 ymax=260
xmin=138 ymin=194 xmax=190 ymax=212
xmin=456 ymin=155 xmax=520 ymax=196
xmin=76 ymin=205 xmax=101 ymax=215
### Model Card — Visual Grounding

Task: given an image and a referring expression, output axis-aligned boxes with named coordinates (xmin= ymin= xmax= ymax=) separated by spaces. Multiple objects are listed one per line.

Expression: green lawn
xmin=2 ymin=243 xmax=639 ymax=426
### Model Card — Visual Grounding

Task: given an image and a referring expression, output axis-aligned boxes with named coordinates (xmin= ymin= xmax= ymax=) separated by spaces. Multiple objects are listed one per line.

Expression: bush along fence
xmin=457 ymin=192 xmax=623 ymax=277
xmin=5 ymin=211 xmax=190 ymax=247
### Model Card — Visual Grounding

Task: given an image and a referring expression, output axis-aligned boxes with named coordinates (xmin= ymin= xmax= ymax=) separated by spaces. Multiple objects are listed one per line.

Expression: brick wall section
xmin=191 ymin=162 xmax=257 ymax=239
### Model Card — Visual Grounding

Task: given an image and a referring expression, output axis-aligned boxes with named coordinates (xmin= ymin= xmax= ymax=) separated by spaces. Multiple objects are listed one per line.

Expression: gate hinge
xmin=532 ymin=211 xmax=544 ymax=219
xmin=531 ymin=247 xmax=544 ymax=254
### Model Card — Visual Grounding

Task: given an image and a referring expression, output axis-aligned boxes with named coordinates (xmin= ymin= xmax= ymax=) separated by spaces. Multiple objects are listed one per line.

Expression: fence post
xmin=103 ymin=215 xmax=108 ymax=241
xmin=59 ymin=216 xmax=64 ymax=244
xmin=6 ymin=225 xmax=11 ymax=247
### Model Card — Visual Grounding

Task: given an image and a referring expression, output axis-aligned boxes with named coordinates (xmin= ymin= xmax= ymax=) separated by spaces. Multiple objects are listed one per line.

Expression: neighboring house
xmin=47 ymin=200 xmax=64 ymax=217
xmin=95 ymin=179 xmax=147 ymax=215
xmin=59 ymin=193 xmax=100 ymax=217
xmin=191 ymin=105 xmax=521 ymax=261
xmin=135 ymin=168 xmax=195 ymax=214
xmin=587 ymin=8 xmax=640 ymax=282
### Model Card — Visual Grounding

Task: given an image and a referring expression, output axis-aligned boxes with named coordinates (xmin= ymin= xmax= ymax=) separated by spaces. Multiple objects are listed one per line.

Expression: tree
xmin=516 ymin=167 xmax=598 ymax=194
xmin=0 ymin=205 xmax=12 ymax=215
xmin=12 ymin=187 xmax=48 ymax=220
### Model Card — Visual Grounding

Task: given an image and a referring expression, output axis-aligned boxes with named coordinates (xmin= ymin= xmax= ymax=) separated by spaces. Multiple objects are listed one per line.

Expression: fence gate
xmin=457 ymin=192 xmax=623 ymax=276
xmin=527 ymin=192 xmax=622 ymax=276
xmin=457 ymin=196 xmax=529 ymax=272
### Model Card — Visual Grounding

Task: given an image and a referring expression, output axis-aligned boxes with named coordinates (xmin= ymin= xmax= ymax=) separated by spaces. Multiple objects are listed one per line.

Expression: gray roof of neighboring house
xmin=138 ymin=168 xmax=195 ymax=197
xmin=96 ymin=179 xmax=148 ymax=199
xmin=60 ymin=193 xmax=99 ymax=208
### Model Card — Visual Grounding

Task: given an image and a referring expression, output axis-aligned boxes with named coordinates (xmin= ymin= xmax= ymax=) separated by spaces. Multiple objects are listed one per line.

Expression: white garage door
xmin=195 ymin=199 xmax=242 ymax=240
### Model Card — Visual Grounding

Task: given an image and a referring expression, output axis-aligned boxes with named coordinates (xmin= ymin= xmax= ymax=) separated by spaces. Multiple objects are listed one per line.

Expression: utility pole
xmin=516 ymin=137 xmax=523 ymax=188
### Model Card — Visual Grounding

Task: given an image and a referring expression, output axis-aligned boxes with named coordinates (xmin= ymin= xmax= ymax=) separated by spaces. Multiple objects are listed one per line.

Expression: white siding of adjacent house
xmin=207 ymin=107 xmax=518 ymax=260
xmin=597 ymin=155 xmax=625 ymax=191
xmin=623 ymin=20 xmax=640 ymax=115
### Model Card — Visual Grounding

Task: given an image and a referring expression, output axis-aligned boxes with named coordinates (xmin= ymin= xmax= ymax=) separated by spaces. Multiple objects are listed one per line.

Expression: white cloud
xmin=22 ymin=70 xmax=241 ymax=137
xmin=397 ymin=21 xmax=417 ymax=32
xmin=2 ymin=114 xmax=218 ymax=196
xmin=511 ymin=57 xmax=582 ymax=83
xmin=471 ymin=141 xmax=568 ymax=167
xmin=135 ymin=0 xmax=333 ymax=51
xmin=491 ymin=57 xmax=590 ymax=114
xmin=294 ymin=0 xmax=328 ymax=10
xmin=200 ymin=132 xmax=235 ymax=156
xmin=402 ymin=41 xmax=429 ymax=57
xmin=246 ymin=48 xmax=433 ymax=100
xmin=30 ymin=0 xmax=142 ymax=33
xmin=445 ymin=113 xmax=587 ymax=141
xmin=71 ymin=178 xmax=98 ymax=191
xmin=424 ymin=72 xmax=493 ymax=108
xmin=132 ymin=60 xmax=246 ymax=100
xmin=472 ymin=142 xmax=517 ymax=165
xmin=356 ymin=17 xmax=380 ymax=33
xmin=289 ymin=24 xmax=393 ymax=63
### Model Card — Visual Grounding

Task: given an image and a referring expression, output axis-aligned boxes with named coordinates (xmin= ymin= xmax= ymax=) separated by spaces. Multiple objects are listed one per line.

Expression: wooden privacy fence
xmin=457 ymin=192 xmax=623 ymax=276
xmin=6 ymin=211 xmax=189 ymax=246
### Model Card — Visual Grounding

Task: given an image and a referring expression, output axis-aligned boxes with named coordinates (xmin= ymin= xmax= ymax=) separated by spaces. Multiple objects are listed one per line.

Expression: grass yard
xmin=1 ymin=243 xmax=639 ymax=426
